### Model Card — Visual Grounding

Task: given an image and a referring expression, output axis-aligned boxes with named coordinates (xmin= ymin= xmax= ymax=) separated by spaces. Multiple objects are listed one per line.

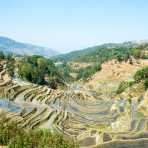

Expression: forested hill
xmin=53 ymin=42 xmax=147 ymax=63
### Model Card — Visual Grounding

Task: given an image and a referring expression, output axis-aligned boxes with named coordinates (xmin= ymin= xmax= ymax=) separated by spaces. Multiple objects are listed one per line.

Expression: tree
xmin=17 ymin=55 xmax=66 ymax=89
xmin=77 ymin=63 xmax=101 ymax=80
xmin=144 ymin=79 xmax=148 ymax=90
xmin=18 ymin=63 xmax=32 ymax=81
xmin=132 ymin=47 xmax=142 ymax=59
xmin=6 ymin=53 xmax=13 ymax=60
xmin=116 ymin=54 xmax=123 ymax=62
xmin=134 ymin=66 xmax=148 ymax=90
xmin=6 ymin=62 xmax=15 ymax=77
xmin=0 ymin=51 xmax=5 ymax=59
xmin=37 ymin=57 xmax=47 ymax=69
xmin=134 ymin=66 xmax=148 ymax=82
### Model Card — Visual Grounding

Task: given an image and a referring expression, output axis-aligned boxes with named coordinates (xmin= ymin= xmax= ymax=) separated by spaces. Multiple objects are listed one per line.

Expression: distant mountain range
xmin=0 ymin=36 xmax=58 ymax=57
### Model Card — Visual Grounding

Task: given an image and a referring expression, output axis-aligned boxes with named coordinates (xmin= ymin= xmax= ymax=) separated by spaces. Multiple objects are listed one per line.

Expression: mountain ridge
xmin=0 ymin=36 xmax=58 ymax=57
xmin=53 ymin=41 xmax=138 ymax=62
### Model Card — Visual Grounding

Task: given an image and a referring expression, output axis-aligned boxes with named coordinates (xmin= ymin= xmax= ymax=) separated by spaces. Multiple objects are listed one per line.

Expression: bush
xmin=77 ymin=63 xmax=101 ymax=80
xmin=0 ymin=119 xmax=78 ymax=148
xmin=144 ymin=79 xmax=148 ymax=90
xmin=134 ymin=66 xmax=148 ymax=82
xmin=116 ymin=81 xmax=134 ymax=94
xmin=134 ymin=66 xmax=148 ymax=90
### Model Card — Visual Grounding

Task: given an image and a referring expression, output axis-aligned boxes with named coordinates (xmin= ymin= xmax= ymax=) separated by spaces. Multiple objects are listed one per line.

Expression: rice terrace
xmin=0 ymin=1 xmax=148 ymax=148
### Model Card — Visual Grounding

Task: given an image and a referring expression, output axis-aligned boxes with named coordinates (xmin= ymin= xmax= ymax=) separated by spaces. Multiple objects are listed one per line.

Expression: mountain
xmin=0 ymin=36 xmax=58 ymax=57
xmin=53 ymin=41 xmax=137 ymax=62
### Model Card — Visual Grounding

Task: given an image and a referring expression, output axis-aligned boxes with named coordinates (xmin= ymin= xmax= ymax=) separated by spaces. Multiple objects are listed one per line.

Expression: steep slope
xmin=87 ymin=59 xmax=148 ymax=88
xmin=0 ymin=36 xmax=58 ymax=57
xmin=85 ymin=59 xmax=148 ymax=99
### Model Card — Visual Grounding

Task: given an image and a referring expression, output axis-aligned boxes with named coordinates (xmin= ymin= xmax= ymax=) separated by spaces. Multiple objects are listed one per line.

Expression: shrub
xmin=0 ymin=119 xmax=78 ymax=148
xmin=144 ymin=79 xmax=148 ymax=90
xmin=116 ymin=81 xmax=134 ymax=94
xmin=134 ymin=66 xmax=148 ymax=90
xmin=134 ymin=66 xmax=148 ymax=82
xmin=77 ymin=63 xmax=101 ymax=80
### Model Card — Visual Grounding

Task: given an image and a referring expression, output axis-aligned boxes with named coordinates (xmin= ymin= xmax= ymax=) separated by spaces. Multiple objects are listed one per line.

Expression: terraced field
xmin=0 ymin=63 xmax=148 ymax=148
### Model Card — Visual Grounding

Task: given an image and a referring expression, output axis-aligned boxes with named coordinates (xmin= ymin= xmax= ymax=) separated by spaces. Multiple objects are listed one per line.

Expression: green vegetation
xmin=134 ymin=66 xmax=148 ymax=90
xmin=53 ymin=43 xmax=134 ymax=81
xmin=132 ymin=44 xmax=148 ymax=59
xmin=54 ymin=42 xmax=147 ymax=68
xmin=76 ymin=63 xmax=101 ymax=80
xmin=134 ymin=66 xmax=148 ymax=82
xmin=53 ymin=42 xmax=148 ymax=82
xmin=144 ymin=79 xmax=148 ymax=90
xmin=0 ymin=51 xmax=15 ymax=77
xmin=117 ymin=66 xmax=148 ymax=94
xmin=53 ymin=43 xmax=133 ymax=63
xmin=1 ymin=42 xmax=147 ymax=86
xmin=6 ymin=61 xmax=15 ymax=77
xmin=116 ymin=81 xmax=135 ymax=94
xmin=0 ymin=119 xmax=77 ymax=148
xmin=0 ymin=51 xmax=5 ymax=59
xmin=56 ymin=62 xmax=73 ymax=82
xmin=0 ymin=51 xmax=14 ymax=60
xmin=53 ymin=43 xmax=136 ymax=81
xmin=18 ymin=55 xmax=70 ymax=89
xmin=131 ymin=47 xmax=143 ymax=59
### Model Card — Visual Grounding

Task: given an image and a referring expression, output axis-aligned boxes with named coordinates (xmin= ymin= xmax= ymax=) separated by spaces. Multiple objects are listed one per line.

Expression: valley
xmin=0 ymin=46 xmax=148 ymax=147
xmin=0 ymin=40 xmax=147 ymax=148
xmin=0 ymin=1 xmax=148 ymax=147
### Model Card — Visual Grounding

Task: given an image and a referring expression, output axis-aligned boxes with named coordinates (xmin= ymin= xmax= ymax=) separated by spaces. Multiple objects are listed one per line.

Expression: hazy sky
xmin=0 ymin=0 xmax=148 ymax=53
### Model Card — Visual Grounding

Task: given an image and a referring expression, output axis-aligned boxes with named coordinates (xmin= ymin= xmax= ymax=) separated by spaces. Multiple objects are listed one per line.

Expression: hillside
xmin=0 ymin=41 xmax=148 ymax=148
xmin=87 ymin=59 xmax=148 ymax=87
xmin=53 ymin=41 xmax=148 ymax=82
xmin=53 ymin=42 xmax=137 ymax=62
xmin=0 ymin=36 xmax=58 ymax=57
xmin=0 ymin=57 xmax=148 ymax=148
xmin=85 ymin=59 xmax=148 ymax=99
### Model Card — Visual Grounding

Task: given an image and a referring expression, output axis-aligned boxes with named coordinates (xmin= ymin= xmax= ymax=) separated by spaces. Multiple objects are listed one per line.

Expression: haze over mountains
xmin=0 ymin=36 xmax=148 ymax=60
xmin=0 ymin=36 xmax=58 ymax=57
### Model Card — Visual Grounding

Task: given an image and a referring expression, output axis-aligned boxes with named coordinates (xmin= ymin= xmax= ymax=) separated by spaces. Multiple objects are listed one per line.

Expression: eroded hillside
xmin=85 ymin=59 xmax=148 ymax=98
